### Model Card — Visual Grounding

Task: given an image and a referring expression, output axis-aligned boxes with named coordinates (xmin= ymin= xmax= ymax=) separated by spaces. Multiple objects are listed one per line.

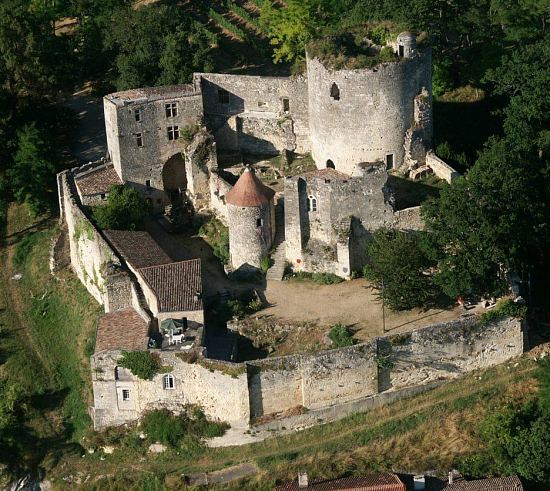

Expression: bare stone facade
xmin=101 ymin=32 xmax=439 ymax=277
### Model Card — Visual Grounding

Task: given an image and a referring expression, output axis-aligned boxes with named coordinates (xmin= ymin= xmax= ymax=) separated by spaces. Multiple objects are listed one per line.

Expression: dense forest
xmin=0 ymin=0 xmax=549 ymax=488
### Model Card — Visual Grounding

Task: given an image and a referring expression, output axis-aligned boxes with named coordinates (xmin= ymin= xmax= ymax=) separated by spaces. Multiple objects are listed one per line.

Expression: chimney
xmin=298 ymin=472 xmax=309 ymax=488
xmin=448 ymin=471 xmax=454 ymax=484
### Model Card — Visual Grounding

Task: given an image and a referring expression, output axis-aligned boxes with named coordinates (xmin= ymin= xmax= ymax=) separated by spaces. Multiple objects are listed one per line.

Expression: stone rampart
xmin=393 ymin=206 xmax=424 ymax=231
xmin=246 ymin=315 xmax=524 ymax=420
xmin=58 ymin=170 xmax=123 ymax=309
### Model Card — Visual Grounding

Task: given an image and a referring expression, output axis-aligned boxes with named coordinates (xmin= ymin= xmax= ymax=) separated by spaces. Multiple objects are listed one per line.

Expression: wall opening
xmin=330 ymin=83 xmax=340 ymax=101
xmin=256 ymin=218 xmax=263 ymax=227
xmin=385 ymin=154 xmax=394 ymax=170
xmin=398 ymin=45 xmax=404 ymax=57
xmin=307 ymin=195 xmax=318 ymax=212
xmin=326 ymin=159 xmax=335 ymax=169
xmin=162 ymin=153 xmax=187 ymax=200
xmin=282 ymin=98 xmax=290 ymax=112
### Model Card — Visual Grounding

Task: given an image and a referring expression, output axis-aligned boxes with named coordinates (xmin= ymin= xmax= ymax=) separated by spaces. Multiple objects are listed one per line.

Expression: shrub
xmin=141 ymin=409 xmax=184 ymax=446
xmin=188 ymin=407 xmax=229 ymax=438
xmin=312 ymin=272 xmax=344 ymax=285
xmin=247 ymin=298 xmax=263 ymax=313
xmin=260 ymin=255 xmax=273 ymax=273
xmin=118 ymin=351 xmax=161 ymax=380
xmin=92 ymin=185 xmax=150 ymax=231
xmin=328 ymin=323 xmax=354 ymax=347
xmin=480 ymin=298 xmax=527 ymax=325
xmin=199 ymin=216 xmax=229 ymax=265
xmin=180 ymin=124 xmax=200 ymax=144
xmin=226 ymin=299 xmax=247 ymax=319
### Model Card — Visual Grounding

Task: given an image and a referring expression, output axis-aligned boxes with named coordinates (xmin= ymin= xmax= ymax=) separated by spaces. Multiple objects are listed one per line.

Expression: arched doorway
xmin=326 ymin=159 xmax=335 ymax=169
xmin=162 ymin=153 xmax=187 ymax=202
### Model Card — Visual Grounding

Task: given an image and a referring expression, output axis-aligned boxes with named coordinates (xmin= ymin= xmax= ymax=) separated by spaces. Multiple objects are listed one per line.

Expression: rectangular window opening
xmin=136 ymin=133 xmax=143 ymax=147
xmin=167 ymin=125 xmax=180 ymax=141
xmin=122 ymin=389 xmax=130 ymax=401
xmin=134 ymin=108 xmax=142 ymax=122
xmin=165 ymin=102 xmax=178 ymax=118
xmin=256 ymin=218 xmax=263 ymax=227
xmin=385 ymin=154 xmax=394 ymax=170
xmin=145 ymin=179 xmax=151 ymax=189
xmin=218 ymin=89 xmax=229 ymax=105
xmin=282 ymin=98 xmax=290 ymax=112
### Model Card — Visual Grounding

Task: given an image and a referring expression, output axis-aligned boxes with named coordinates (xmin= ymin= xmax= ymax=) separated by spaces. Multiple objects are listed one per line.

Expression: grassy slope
xmin=0 ymin=204 xmax=103 ymax=477
xmin=0 ymin=203 xmax=540 ymax=490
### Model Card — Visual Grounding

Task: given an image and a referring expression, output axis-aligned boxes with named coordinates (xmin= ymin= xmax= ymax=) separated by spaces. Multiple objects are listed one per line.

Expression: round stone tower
xmin=225 ymin=167 xmax=275 ymax=272
xmin=306 ymin=32 xmax=432 ymax=176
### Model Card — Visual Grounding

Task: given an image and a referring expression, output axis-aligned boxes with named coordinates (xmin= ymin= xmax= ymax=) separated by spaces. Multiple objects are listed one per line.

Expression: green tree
xmin=363 ymin=228 xmax=436 ymax=310
xmin=92 ymin=185 xmax=150 ymax=231
xmin=106 ymin=4 xmax=213 ymax=90
xmin=9 ymin=123 xmax=58 ymax=215
xmin=422 ymin=137 xmax=549 ymax=298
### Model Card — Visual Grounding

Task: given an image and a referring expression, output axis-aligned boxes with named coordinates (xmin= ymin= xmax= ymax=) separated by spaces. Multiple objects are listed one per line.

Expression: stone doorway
xmin=162 ymin=153 xmax=187 ymax=202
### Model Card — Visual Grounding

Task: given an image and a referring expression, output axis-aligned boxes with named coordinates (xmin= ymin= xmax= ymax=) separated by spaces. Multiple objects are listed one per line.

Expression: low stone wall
xmin=426 ymin=151 xmax=459 ymax=183
xmin=393 ymin=206 xmax=424 ymax=231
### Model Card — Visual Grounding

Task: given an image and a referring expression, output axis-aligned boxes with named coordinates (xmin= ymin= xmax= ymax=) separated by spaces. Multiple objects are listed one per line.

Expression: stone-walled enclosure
xmin=91 ymin=315 xmax=524 ymax=429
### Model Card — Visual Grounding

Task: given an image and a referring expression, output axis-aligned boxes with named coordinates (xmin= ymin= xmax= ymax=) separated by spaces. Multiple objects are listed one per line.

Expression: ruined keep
xmin=101 ymin=31 xmax=438 ymax=276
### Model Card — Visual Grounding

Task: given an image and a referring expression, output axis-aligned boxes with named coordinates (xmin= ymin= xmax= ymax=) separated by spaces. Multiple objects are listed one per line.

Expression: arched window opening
xmin=307 ymin=195 xmax=318 ymax=212
xmin=330 ymin=83 xmax=340 ymax=101
xmin=163 ymin=374 xmax=175 ymax=390
xmin=326 ymin=159 xmax=335 ymax=169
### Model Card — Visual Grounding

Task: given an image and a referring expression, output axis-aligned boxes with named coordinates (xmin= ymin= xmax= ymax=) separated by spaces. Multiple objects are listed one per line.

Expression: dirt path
xmin=263 ymin=278 xmax=465 ymax=341
xmin=61 ymin=85 xmax=106 ymax=163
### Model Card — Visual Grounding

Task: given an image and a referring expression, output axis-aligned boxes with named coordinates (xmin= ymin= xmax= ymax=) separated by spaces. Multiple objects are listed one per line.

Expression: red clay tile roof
xmin=442 ymin=476 xmax=523 ymax=491
xmin=75 ymin=164 xmax=122 ymax=196
xmin=138 ymin=259 xmax=203 ymax=312
xmin=104 ymin=230 xmax=172 ymax=270
xmin=274 ymin=473 xmax=406 ymax=491
xmin=225 ymin=167 xmax=275 ymax=207
xmin=95 ymin=308 xmax=149 ymax=353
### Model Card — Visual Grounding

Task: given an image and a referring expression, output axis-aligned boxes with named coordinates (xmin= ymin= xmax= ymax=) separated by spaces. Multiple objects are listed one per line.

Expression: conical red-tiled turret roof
xmin=225 ymin=167 xmax=275 ymax=207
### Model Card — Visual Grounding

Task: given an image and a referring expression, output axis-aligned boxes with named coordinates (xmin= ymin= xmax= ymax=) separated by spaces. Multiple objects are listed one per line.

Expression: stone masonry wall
xmin=246 ymin=315 xmax=523 ymax=420
xmin=91 ymin=350 xmax=250 ymax=429
xmin=195 ymin=73 xmax=310 ymax=154
xmin=58 ymin=170 xmax=124 ymax=310
xmin=306 ymin=51 xmax=432 ymax=174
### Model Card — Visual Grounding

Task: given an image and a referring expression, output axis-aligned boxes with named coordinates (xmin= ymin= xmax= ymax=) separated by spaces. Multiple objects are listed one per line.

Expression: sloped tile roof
xmin=75 ymin=164 xmax=122 ymax=196
xmin=442 ymin=476 xmax=523 ymax=491
xmin=104 ymin=230 xmax=172 ymax=270
xmin=274 ymin=473 xmax=406 ymax=491
xmin=95 ymin=308 xmax=149 ymax=353
xmin=138 ymin=259 xmax=203 ymax=313
xmin=225 ymin=167 xmax=275 ymax=207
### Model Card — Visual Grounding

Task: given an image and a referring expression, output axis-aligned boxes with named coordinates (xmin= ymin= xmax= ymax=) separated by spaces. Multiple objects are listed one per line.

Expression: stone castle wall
xmin=306 ymin=51 xmax=432 ymax=174
xmin=90 ymin=314 xmax=524 ymax=428
xmin=195 ymin=73 xmax=310 ymax=155
xmin=58 ymin=170 xmax=124 ymax=309
xmin=91 ymin=351 xmax=250 ymax=429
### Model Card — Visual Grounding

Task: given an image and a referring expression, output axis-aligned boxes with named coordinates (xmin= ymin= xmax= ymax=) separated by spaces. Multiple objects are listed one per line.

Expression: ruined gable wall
xmin=91 ymin=351 xmax=250 ymax=429
xmin=306 ymin=51 xmax=432 ymax=175
xmin=196 ymin=73 xmax=310 ymax=154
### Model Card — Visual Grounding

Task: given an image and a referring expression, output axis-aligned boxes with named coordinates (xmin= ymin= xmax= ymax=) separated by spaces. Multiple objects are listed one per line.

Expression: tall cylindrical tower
xmin=225 ymin=168 xmax=275 ymax=272
xmin=306 ymin=33 xmax=432 ymax=176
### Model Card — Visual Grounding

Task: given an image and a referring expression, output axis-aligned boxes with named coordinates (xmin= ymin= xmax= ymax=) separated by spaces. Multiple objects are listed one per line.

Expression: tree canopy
xmin=92 ymin=185 xmax=150 ymax=231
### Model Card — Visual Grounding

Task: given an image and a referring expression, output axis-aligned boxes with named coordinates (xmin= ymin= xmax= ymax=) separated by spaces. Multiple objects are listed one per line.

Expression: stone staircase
xmin=266 ymin=198 xmax=286 ymax=281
